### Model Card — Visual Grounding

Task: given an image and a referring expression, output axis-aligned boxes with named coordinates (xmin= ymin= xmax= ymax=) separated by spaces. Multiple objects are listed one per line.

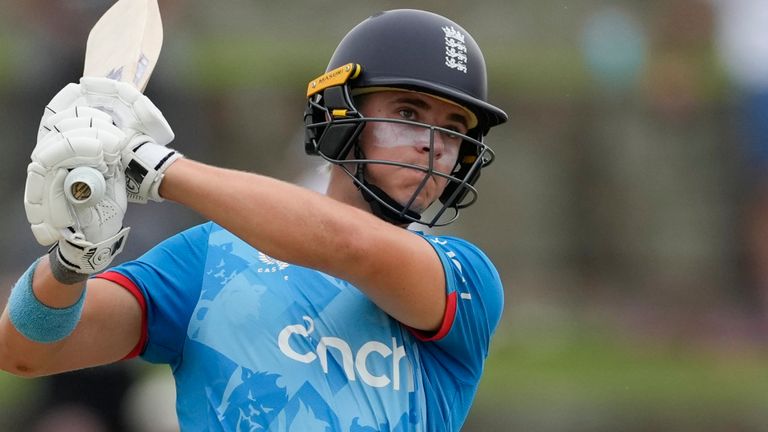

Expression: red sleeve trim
xmin=94 ymin=271 xmax=148 ymax=360
xmin=409 ymin=291 xmax=458 ymax=342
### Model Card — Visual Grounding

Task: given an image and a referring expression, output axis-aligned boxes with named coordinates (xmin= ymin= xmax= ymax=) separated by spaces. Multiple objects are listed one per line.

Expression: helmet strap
xmin=352 ymin=146 xmax=422 ymax=226
xmin=360 ymin=180 xmax=422 ymax=226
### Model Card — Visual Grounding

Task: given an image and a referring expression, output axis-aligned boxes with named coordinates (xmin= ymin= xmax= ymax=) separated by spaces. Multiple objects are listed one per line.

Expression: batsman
xmin=1 ymin=7 xmax=508 ymax=431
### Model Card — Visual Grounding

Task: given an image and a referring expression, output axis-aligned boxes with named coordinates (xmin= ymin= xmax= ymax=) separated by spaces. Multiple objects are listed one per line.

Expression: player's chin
xmin=399 ymin=179 xmax=446 ymax=212
xmin=371 ymin=165 xmax=446 ymax=210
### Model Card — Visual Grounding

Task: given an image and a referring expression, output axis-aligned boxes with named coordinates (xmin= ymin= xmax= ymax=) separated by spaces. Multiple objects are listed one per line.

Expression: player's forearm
xmin=160 ymin=159 xmax=372 ymax=276
xmin=0 ymin=256 xmax=84 ymax=377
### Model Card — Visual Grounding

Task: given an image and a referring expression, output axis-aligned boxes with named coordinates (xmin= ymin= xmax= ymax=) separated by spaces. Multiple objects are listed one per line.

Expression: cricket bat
xmin=64 ymin=0 xmax=163 ymax=205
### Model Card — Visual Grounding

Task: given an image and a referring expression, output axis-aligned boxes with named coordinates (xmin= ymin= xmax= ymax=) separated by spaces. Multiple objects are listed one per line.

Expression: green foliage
xmin=0 ymin=372 xmax=41 ymax=430
xmin=468 ymin=324 xmax=768 ymax=431
xmin=189 ymin=37 xmax=333 ymax=91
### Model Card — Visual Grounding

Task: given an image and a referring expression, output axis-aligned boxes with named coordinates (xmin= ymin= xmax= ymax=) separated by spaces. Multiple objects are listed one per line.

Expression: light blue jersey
xmin=98 ymin=222 xmax=504 ymax=431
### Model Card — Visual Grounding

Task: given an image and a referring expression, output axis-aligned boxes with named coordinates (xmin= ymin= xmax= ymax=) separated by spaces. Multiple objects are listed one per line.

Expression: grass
xmin=468 ymin=321 xmax=768 ymax=431
xmin=0 ymin=372 xmax=41 ymax=431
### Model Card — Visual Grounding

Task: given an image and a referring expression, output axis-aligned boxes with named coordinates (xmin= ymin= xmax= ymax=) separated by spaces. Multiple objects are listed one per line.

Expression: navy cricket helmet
xmin=304 ymin=9 xmax=508 ymax=226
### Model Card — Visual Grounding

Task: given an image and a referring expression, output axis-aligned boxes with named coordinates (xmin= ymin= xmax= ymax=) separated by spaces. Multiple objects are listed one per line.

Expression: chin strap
xmin=350 ymin=141 xmax=422 ymax=226
xmin=360 ymin=180 xmax=422 ymax=226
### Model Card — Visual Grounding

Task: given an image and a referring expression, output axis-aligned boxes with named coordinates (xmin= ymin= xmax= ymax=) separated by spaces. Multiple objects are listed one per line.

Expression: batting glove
xmin=25 ymin=107 xmax=130 ymax=275
xmin=42 ymin=77 xmax=181 ymax=204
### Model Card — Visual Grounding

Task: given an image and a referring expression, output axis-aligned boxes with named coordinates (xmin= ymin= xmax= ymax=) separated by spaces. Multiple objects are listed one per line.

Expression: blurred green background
xmin=3 ymin=0 xmax=768 ymax=431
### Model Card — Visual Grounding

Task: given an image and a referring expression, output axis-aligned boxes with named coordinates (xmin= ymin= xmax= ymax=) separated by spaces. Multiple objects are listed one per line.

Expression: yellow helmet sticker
xmin=306 ymin=63 xmax=362 ymax=97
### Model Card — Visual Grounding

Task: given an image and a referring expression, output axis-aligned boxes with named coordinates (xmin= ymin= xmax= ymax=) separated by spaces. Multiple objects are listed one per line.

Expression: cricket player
xmin=1 ymin=9 xmax=507 ymax=431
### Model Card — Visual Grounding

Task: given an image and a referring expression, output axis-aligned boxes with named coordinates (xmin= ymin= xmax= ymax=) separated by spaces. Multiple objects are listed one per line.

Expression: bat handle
xmin=64 ymin=167 xmax=106 ymax=206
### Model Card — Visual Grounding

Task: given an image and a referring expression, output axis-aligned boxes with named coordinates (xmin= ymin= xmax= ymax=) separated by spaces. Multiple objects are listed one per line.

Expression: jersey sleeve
xmin=412 ymin=234 xmax=505 ymax=382
xmin=95 ymin=222 xmax=212 ymax=366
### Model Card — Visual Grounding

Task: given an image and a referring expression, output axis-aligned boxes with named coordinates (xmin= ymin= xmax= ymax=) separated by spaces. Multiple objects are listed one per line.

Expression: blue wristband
xmin=8 ymin=258 xmax=87 ymax=343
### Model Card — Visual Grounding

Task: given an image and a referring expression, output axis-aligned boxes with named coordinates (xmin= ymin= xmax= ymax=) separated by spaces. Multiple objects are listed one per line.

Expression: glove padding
xmin=25 ymin=77 xmax=178 ymax=273
xmin=43 ymin=77 xmax=180 ymax=203
xmin=42 ymin=77 xmax=174 ymax=145
xmin=25 ymin=107 xmax=130 ymax=274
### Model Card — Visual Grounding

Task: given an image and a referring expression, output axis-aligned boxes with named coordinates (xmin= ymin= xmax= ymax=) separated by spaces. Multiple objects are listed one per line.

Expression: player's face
xmin=356 ymin=91 xmax=471 ymax=212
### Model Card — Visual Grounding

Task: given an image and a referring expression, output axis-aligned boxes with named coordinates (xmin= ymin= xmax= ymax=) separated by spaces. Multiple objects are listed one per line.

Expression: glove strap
xmin=124 ymin=137 xmax=183 ymax=203
xmin=54 ymin=227 xmax=130 ymax=277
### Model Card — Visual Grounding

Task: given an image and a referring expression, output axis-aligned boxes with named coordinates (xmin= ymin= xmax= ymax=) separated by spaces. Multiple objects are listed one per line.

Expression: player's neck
xmin=325 ymin=167 xmax=372 ymax=214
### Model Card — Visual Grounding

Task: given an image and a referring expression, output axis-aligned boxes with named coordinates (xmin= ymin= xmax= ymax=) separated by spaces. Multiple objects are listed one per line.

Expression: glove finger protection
xmin=27 ymin=83 xmax=148 ymax=277
xmin=78 ymin=77 xmax=182 ymax=203
xmin=26 ymin=129 xmax=131 ymax=274
xmin=26 ymin=131 xmax=109 ymax=244
xmin=38 ymin=105 xmax=116 ymax=140
xmin=25 ymin=166 xmax=71 ymax=246
xmin=26 ymin=77 xmax=178 ymax=275
xmin=39 ymin=117 xmax=125 ymax=172
xmin=42 ymin=78 xmax=174 ymax=144
xmin=26 ymin=120 xmax=131 ymax=274
xmin=76 ymin=77 xmax=174 ymax=144
xmin=43 ymin=77 xmax=180 ymax=203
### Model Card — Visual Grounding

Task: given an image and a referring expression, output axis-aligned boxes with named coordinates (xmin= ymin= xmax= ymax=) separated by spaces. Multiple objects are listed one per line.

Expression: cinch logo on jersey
xmin=278 ymin=316 xmax=415 ymax=391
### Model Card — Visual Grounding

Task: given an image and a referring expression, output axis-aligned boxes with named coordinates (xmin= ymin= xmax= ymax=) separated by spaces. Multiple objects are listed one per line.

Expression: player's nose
xmin=418 ymin=130 xmax=447 ymax=159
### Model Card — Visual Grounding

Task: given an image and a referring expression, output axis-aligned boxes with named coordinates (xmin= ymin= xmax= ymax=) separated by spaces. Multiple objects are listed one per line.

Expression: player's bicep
xmin=44 ymin=277 xmax=143 ymax=375
xmin=350 ymin=226 xmax=448 ymax=331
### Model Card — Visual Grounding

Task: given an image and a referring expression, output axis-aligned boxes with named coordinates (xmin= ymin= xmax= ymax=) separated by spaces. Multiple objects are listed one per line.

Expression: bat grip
xmin=64 ymin=167 xmax=106 ymax=206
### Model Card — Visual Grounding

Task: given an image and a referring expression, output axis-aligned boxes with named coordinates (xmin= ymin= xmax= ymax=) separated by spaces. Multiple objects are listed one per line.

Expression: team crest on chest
xmin=442 ymin=25 xmax=468 ymax=73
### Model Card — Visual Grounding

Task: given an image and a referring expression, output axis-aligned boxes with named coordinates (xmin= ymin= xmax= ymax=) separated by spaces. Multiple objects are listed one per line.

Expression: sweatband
xmin=8 ymin=258 xmax=87 ymax=343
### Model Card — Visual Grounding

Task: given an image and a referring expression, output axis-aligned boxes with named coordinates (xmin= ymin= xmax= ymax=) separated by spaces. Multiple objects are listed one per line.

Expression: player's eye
xmin=440 ymin=128 xmax=463 ymax=145
xmin=445 ymin=124 xmax=467 ymax=138
xmin=398 ymin=108 xmax=416 ymax=120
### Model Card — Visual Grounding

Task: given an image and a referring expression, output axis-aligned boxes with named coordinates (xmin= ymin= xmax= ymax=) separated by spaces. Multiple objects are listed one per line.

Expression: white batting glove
xmin=25 ymin=107 xmax=130 ymax=275
xmin=42 ymin=77 xmax=181 ymax=204
xmin=122 ymin=137 xmax=183 ymax=203
xmin=41 ymin=77 xmax=174 ymax=145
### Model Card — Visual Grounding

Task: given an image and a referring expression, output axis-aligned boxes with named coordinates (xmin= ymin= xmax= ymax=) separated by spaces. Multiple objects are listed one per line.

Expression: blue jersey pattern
xmin=108 ymin=222 xmax=503 ymax=431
